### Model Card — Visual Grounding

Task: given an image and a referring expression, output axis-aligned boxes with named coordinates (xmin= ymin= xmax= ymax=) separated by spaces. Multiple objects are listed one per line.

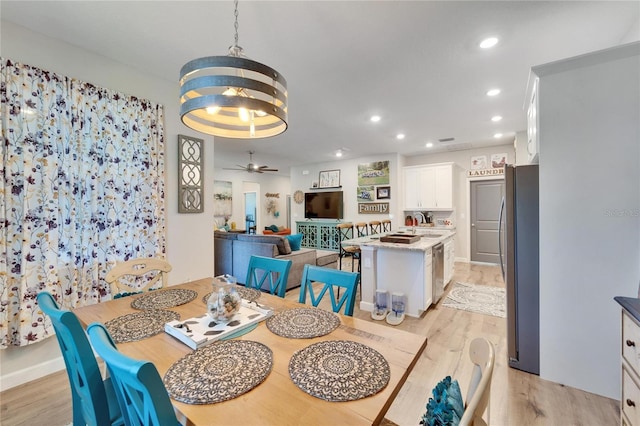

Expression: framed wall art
xmin=318 ymin=169 xmax=341 ymax=188
xmin=376 ymin=186 xmax=391 ymax=200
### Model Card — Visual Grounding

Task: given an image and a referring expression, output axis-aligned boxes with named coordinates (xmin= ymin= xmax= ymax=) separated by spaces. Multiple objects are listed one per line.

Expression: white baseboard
xmin=0 ymin=356 xmax=65 ymax=392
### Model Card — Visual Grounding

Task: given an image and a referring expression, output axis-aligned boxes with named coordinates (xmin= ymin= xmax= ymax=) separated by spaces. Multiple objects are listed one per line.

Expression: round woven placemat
xmin=105 ymin=309 xmax=180 ymax=343
xmin=163 ymin=340 xmax=273 ymax=404
xmin=130 ymin=288 xmax=198 ymax=310
xmin=266 ymin=307 xmax=340 ymax=339
xmin=288 ymin=340 xmax=390 ymax=402
xmin=201 ymin=286 xmax=262 ymax=305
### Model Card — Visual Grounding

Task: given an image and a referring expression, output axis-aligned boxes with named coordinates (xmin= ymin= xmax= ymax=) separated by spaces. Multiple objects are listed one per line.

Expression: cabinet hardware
xmin=627 ymin=399 xmax=636 ymax=407
xmin=627 ymin=339 xmax=636 ymax=347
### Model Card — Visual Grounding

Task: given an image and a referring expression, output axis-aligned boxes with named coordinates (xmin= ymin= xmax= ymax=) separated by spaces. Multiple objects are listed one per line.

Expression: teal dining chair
xmin=246 ymin=255 xmax=293 ymax=298
xmin=37 ymin=292 xmax=124 ymax=426
xmin=298 ymin=265 xmax=359 ymax=316
xmin=87 ymin=323 xmax=180 ymax=426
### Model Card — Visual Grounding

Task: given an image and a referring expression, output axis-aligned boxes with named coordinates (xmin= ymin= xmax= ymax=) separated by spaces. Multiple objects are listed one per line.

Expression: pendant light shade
xmin=179 ymin=1 xmax=288 ymax=139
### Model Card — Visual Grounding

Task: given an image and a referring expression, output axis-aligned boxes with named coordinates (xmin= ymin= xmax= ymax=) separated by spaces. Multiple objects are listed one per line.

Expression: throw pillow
xmin=286 ymin=234 xmax=303 ymax=251
xmin=268 ymin=224 xmax=280 ymax=232
xmin=420 ymin=376 xmax=463 ymax=426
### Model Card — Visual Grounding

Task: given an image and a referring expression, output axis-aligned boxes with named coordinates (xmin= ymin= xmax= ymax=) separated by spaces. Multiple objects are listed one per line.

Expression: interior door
xmin=470 ymin=179 xmax=505 ymax=263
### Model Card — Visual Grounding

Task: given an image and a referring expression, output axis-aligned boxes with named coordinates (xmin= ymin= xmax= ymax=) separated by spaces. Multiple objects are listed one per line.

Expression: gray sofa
xmin=214 ymin=231 xmax=337 ymax=292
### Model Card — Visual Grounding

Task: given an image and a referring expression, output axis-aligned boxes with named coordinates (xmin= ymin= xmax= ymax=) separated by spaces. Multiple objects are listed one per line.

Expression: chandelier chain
xmin=233 ymin=0 xmax=239 ymax=47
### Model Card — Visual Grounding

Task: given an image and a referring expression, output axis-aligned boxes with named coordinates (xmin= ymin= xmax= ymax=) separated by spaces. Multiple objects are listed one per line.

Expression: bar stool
xmin=369 ymin=221 xmax=382 ymax=235
xmin=382 ymin=219 xmax=392 ymax=232
xmin=355 ymin=222 xmax=369 ymax=238
xmin=337 ymin=223 xmax=360 ymax=272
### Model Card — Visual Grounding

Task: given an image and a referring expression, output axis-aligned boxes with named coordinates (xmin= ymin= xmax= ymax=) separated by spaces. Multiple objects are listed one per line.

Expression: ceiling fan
xmin=223 ymin=151 xmax=278 ymax=173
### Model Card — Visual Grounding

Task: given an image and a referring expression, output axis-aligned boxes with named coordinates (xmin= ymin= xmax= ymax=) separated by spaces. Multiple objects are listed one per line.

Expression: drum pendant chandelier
xmin=179 ymin=0 xmax=288 ymax=139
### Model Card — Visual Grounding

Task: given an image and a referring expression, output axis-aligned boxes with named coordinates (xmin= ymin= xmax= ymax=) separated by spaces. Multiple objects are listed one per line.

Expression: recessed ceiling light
xmin=480 ymin=37 xmax=499 ymax=49
xmin=491 ymin=116 xmax=502 ymax=122
xmin=487 ymin=89 xmax=501 ymax=97
xmin=396 ymin=133 xmax=405 ymax=140
xmin=494 ymin=133 xmax=503 ymax=138
xmin=335 ymin=151 xmax=343 ymax=157
xmin=425 ymin=142 xmax=434 ymax=148
xmin=370 ymin=115 xmax=381 ymax=122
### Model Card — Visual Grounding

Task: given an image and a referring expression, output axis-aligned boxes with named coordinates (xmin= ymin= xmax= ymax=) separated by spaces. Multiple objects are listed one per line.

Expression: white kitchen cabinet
xmin=403 ymin=163 xmax=454 ymax=210
xmin=621 ymin=308 xmax=640 ymax=426
xmin=525 ymin=76 xmax=540 ymax=164
xmin=444 ymin=237 xmax=455 ymax=287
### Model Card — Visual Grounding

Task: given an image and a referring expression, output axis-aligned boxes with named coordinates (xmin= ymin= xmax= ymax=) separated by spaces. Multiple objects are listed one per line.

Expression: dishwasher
xmin=432 ymin=243 xmax=445 ymax=304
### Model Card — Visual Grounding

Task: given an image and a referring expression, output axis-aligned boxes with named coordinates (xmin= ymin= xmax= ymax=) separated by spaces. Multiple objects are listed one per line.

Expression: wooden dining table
xmin=73 ymin=278 xmax=428 ymax=426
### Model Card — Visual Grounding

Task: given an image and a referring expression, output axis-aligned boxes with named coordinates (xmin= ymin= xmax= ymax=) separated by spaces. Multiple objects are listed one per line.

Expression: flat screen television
xmin=304 ymin=191 xmax=343 ymax=219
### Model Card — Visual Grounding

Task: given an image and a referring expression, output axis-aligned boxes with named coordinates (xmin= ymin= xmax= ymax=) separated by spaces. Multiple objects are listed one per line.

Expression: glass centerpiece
xmin=207 ymin=274 xmax=242 ymax=322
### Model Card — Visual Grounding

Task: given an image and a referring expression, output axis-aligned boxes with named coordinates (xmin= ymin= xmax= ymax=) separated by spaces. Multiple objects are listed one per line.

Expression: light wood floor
xmin=0 ymin=262 xmax=619 ymax=425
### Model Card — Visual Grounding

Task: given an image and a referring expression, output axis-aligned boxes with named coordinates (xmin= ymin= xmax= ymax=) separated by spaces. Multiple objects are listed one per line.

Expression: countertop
xmin=615 ymin=296 xmax=640 ymax=323
xmin=342 ymin=229 xmax=456 ymax=252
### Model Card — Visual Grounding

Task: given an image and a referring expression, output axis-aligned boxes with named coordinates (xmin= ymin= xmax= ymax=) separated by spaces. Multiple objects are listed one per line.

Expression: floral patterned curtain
xmin=0 ymin=59 xmax=166 ymax=348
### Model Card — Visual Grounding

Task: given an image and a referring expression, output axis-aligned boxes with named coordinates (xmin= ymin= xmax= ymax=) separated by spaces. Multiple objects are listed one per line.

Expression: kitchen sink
xmin=420 ymin=233 xmax=443 ymax=239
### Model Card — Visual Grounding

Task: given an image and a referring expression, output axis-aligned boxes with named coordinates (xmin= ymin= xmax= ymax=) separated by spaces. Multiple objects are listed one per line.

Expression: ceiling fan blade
xmin=261 ymin=168 xmax=279 ymax=172
xmin=223 ymin=167 xmax=245 ymax=171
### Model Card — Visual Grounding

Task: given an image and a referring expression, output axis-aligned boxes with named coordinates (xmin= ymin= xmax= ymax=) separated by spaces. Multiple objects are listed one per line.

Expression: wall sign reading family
xmin=358 ymin=202 xmax=389 ymax=214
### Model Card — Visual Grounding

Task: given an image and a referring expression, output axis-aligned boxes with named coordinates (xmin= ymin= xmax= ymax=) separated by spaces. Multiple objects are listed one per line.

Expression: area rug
xmin=442 ymin=282 xmax=506 ymax=318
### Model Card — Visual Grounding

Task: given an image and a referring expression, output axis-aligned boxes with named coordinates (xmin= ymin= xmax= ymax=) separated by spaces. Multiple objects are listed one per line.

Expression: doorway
xmin=244 ymin=191 xmax=257 ymax=234
xmin=470 ymin=179 xmax=505 ymax=263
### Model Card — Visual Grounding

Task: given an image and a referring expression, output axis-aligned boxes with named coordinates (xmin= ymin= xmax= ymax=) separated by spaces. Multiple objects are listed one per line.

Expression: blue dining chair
xmin=246 ymin=255 xmax=293 ymax=298
xmin=86 ymin=322 xmax=180 ymax=426
xmin=298 ymin=264 xmax=359 ymax=316
xmin=37 ymin=291 xmax=124 ymax=426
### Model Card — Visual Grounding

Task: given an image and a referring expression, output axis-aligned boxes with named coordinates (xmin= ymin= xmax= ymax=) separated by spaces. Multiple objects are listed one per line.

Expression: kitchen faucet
xmin=411 ymin=212 xmax=427 ymax=234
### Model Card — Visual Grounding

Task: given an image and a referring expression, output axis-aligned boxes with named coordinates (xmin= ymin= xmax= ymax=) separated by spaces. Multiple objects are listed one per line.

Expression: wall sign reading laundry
xmin=358 ymin=202 xmax=389 ymax=214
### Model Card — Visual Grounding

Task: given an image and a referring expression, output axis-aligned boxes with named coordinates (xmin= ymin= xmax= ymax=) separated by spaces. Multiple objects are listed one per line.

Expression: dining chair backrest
xmin=355 ymin=222 xmax=369 ymax=238
xmin=87 ymin=323 xmax=180 ymax=426
xmin=105 ymin=258 xmax=172 ymax=298
xmin=37 ymin=292 xmax=123 ymax=426
xmin=369 ymin=221 xmax=382 ymax=235
xmin=382 ymin=219 xmax=392 ymax=232
xmin=246 ymin=255 xmax=293 ymax=298
xmin=459 ymin=337 xmax=495 ymax=426
xmin=298 ymin=265 xmax=359 ymax=316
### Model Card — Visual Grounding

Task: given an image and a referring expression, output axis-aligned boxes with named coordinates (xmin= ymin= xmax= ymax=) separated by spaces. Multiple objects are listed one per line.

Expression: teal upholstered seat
xmin=37 ymin=292 xmax=124 ymax=426
xmin=246 ymin=255 xmax=293 ymax=298
xmin=87 ymin=323 xmax=180 ymax=426
xmin=298 ymin=264 xmax=359 ymax=316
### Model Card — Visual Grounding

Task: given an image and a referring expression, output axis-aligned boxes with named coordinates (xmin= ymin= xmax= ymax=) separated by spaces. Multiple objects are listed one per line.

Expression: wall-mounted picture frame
xmin=357 ymin=185 xmax=375 ymax=202
xmin=376 ymin=186 xmax=391 ymax=200
xmin=318 ymin=169 xmax=341 ymax=188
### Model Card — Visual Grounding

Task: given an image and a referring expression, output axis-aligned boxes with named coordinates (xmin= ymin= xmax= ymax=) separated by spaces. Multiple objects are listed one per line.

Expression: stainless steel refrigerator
xmin=499 ymin=164 xmax=540 ymax=375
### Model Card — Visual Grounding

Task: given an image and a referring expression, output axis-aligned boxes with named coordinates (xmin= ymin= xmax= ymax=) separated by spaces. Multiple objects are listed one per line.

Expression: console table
xmin=296 ymin=220 xmax=340 ymax=251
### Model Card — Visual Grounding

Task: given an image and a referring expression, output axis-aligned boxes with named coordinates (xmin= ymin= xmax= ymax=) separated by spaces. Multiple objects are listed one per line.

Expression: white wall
xmin=1 ymin=21 xmax=216 ymax=390
xmin=290 ymin=154 xmax=401 ymax=231
xmin=514 ymin=131 xmax=529 ymax=165
xmin=404 ymin=143 xmax=516 ymax=262
xmin=538 ymin=43 xmax=640 ymax=399
xmin=213 ymin=168 xmax=291 ymax=233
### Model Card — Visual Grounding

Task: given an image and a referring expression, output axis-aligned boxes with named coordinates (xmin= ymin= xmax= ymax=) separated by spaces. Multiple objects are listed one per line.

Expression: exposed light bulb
xmin=255 ymin=110 xmax=267 ymax=117
xmin=206 ymin=106 xmax=221 ymax=115
xmin=250 ymin=122 xmax=255 ymax=137
xmin=239 ymin=107 xmax=250 ymax=122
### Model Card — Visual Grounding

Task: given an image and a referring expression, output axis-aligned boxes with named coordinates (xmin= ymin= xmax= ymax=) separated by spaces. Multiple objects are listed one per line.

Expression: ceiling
xmin=2 ymin=1 xmax=639 ymax=174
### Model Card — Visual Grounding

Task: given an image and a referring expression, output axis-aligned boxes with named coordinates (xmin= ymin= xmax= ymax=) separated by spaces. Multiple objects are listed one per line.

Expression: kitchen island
xmin=342 ymin=227 xmax=455 ymax=317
